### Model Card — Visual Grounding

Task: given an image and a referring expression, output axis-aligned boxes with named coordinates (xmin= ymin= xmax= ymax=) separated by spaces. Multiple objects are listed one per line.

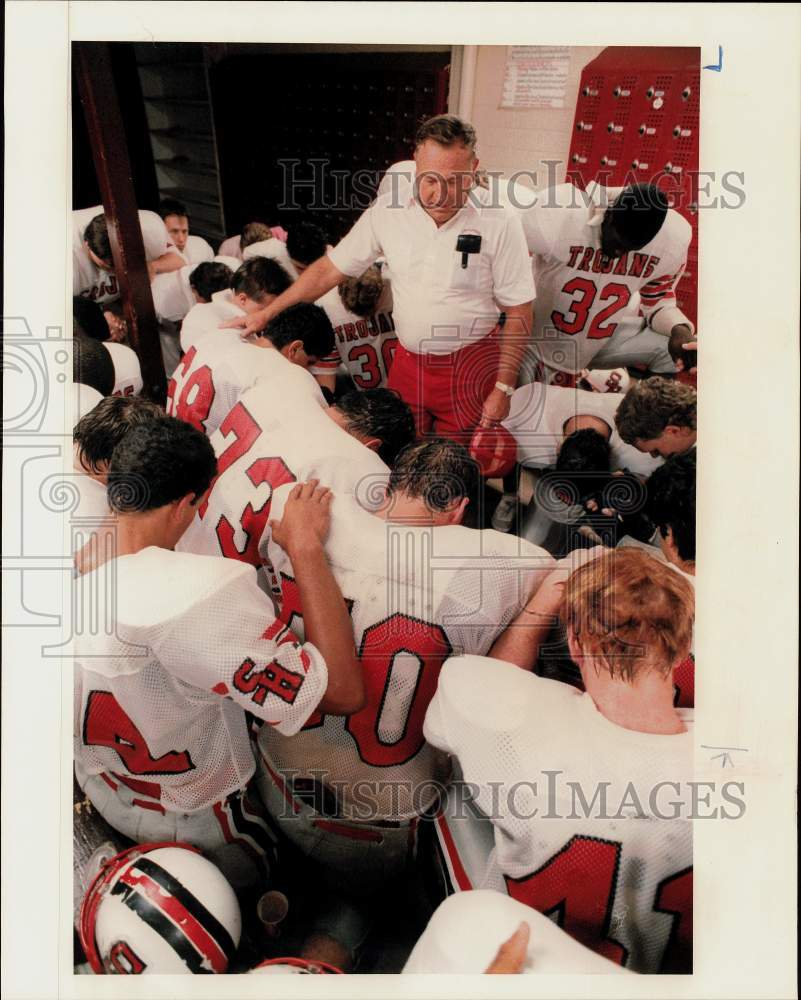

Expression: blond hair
xmin=338 ymin=266 xmax=383 ymax=317
xmin=562 ymin=548 xmax=694 ymax=682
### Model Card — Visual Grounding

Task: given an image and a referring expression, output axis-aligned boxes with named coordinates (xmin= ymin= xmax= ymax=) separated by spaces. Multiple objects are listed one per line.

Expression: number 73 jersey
xmin=518 ymin=183 xmax=692 ymax=374
xmin=258 ymin=490 xmax=554 ymax=822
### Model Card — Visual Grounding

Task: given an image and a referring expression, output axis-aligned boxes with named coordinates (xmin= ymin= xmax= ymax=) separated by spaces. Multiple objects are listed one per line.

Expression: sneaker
xmin=491 ymin=493 xmax=517 ymax=533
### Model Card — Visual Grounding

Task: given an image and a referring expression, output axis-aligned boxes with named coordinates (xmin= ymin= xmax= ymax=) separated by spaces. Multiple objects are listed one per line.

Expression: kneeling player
xmin=73 ymin=417 xmax=364 ymax=889
xmin=425 ymin=548 xmax=694 ymax=973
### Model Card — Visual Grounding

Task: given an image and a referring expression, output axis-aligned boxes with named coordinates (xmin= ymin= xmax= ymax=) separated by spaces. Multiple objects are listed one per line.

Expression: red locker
xmin=567 ymin=47 xmax=700 ymax=326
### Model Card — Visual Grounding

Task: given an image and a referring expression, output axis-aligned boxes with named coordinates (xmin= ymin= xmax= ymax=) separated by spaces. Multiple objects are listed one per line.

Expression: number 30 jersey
xmin=312 ymin=280 xmax=398 ymax=389
xmin=425 ymin=655 xmax=694 ymax=974
xmin=258 ymin=490 xmax=554 ymax=821
xmin=515 ymin=183 xmax=692 ymax=374
xmin=74 ymin=548 xmax=328 ymax=813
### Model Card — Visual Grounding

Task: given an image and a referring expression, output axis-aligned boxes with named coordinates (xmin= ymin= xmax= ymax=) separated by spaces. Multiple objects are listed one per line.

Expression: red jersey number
xmin=215 ymin=456 xmax=296 ymax=566
xmin=276 ymin=577 xmax=452 ymax=766
xmin=83 ymin=690 xmax=194 ymax=776
xmin=551 ymin=278 xmax=631 ymax=340
xmin=166 ymin=346 xmax=216 ymax=433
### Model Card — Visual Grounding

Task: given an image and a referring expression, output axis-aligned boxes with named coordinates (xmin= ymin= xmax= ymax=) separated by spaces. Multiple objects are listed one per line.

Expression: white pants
xmin=77 ymin=767 xmax=275 ymax=890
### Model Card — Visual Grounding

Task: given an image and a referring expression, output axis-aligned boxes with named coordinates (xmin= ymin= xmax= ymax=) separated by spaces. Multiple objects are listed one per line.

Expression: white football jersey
xmin=424 ymin=655 xmax=693 ymax=973
xmin=181 ymin=234 xmax=215 ymax=268
xmin=165 ymin=329 xmax=305 ymax=438
xmin=403 ymin=890 xmax=630 ymax=974
xmin=242 ymin=238 xmax=298 ymax=280
xmin=73 ymin=547 xmax=327 ymax=813
xmin=312 ymin=280 xmax=397 ymax=389
xmin=515 ymin=183 xmax=692 ymax=373
xmin=73 ymin=205 xmax=176 ymax=304
xmin=104 ymin=342 xmax=143 ymax=398
xmin=258 ymin=490 xmax=554 ymax=820
xmin=176 ymin=379 xmax=385 ymax=566
xmin=502 ymin=381 xmax=663 ymax=477
xmin=180 ymin=289 xmax=246 ymax=354
xmin=152 ymin=256 xmax=240 ymax=324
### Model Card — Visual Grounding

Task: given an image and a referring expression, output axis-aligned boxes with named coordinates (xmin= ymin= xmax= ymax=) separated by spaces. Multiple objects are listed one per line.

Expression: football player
xmin=73 ymin=417 xmax=364 ymax=888
xmin=424 ymin=547 xmax=694 ymax=974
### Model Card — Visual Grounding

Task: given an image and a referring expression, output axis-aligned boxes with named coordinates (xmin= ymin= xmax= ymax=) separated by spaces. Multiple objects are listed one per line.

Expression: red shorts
xmin=386 ymin=334 xmax=500 ymax=443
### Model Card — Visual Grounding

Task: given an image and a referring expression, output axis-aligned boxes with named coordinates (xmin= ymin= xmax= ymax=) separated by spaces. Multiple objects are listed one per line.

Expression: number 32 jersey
xmin=74 ymin=548 xmax=327 ymax=813
xmin=517 ymin=183 xmax=692 ymax=374
xmin=425 ymin=655 xmax=693 ymax=974
xmin=258 ymin=490 xmax=554 ymax=821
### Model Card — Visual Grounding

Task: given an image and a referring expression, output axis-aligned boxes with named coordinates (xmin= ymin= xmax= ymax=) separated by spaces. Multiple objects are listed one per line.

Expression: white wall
xmin=465 ymin=45 xmax=605 ymax=189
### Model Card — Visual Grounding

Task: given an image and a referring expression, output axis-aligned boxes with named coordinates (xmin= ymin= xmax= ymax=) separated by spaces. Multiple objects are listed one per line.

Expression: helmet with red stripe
xmin=469 ymin=423 xmax=518 ymax=478
xmin=79 ymin=842 xmax=241 ymax=974
xmin=249 ymin=957 xmax=345 ymax=974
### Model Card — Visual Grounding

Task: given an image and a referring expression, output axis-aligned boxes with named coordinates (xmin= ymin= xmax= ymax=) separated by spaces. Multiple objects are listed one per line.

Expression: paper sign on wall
xmin=500 ymin=45 xmax=570 ymax=109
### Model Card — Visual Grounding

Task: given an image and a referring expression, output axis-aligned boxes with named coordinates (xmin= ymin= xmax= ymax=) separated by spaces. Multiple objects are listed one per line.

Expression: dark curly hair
xmin=614 ymin=377 xmax=697 ymax=445
xmin=107 ymin=417 xmax=217 ymax=513
xmin=336 ymin=389 xmax=415 ymax=467
xmin=387 ymin=437 xmax=480 ymax=514
xmin=74 ymin=396 xmax=164 ymax=476
xmin=262 ymin=303 xmax=335 ymax=360
xmin=645 ymin=450 xmax=696 ymax=563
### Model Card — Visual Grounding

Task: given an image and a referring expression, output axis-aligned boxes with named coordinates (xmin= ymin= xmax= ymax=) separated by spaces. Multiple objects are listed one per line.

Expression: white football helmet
xmin=249 ymin=957 xmax=344 ymax=975
xmin=79 ymin=841 xmax=241 ymax=975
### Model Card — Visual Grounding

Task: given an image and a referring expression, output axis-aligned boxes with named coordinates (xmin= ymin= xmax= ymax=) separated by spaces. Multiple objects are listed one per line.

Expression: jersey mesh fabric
xmin=516 ymin=183 xmax=691 ymax=373
xmin=177 ymin=383 xmax=388 ymax=562
xmin=165 ymin=330 xmax=293 ymax=437
xmin=312 ymin=281 xmax=397 ymax=389
xmin=259 ymin=491 xmax=554 ymax=820
xmin=74 ymin=548 xmax=327 ymax=813
xmin=424 ymin=655 xmax=693 ymax=973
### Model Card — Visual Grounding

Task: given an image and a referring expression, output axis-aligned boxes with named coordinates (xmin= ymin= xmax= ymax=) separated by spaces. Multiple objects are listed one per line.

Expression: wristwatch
xmin=495 ymin=381 xmax=516 ymax=397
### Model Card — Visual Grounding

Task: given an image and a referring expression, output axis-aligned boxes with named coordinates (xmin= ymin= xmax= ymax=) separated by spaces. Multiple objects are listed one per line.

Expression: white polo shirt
xmin=328 ymin=186 xmax=535 ymax=355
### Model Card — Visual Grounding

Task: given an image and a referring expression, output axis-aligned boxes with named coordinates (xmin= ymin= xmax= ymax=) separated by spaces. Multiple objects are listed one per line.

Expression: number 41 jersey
xmin=425 ymin=655 xmax=694 ymax=974
xmin=258 ymin=490 xmax=554 ymax=822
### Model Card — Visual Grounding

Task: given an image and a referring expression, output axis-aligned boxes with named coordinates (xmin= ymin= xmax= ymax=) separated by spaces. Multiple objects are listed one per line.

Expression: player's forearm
xmin=488 ymin=609 xmax=557 ymax=670
xmin=151 ymin=252 xmax=185 ymax=276
xmin=495 ymin=301 xmax=533 ymax=386
xmin=253 ymin=257 xmax=345 ymax=333
xmin=287 ymin=539 xmax=364 ymax=715
xmin=646 ymin=300 xmax=693 ymax=338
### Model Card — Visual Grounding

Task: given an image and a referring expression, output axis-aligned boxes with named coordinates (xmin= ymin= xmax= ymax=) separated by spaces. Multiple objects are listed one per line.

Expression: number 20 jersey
xmin=516 ymin=183 xmax=691 ymax=374
xmin=258 ymin=490 xmax=554 ymax=821
xmin=425 ymin=655 xmax=693 ymax=973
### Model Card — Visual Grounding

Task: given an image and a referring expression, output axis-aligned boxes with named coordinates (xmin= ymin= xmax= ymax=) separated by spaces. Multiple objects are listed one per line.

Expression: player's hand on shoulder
xmin=269 ymin=480 xmax=333 ymax=554
xmin=220 ymin=310 xmax=269 ymax=339
xmin=530 ymin=545 xmax=608 ymax=614
xmin=484 ymin=922 xmax=530 ymax=974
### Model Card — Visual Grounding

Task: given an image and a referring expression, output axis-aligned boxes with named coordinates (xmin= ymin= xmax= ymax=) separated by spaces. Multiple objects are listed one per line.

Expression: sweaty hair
xmin=562 ymin=548 xmax=694 ymax=682
xmin=73 ymin=334 xmax=115 ymax=397
xmin=74 ymin=396 xmax=163 ymax=476
xmin=336 ymin=389 xmax=416 ymax=467
xmin=414 ymin=114 xmax=477 ymax=153
xmin=84 ymin=214 xmax=112 ymax=265
xmin=262 ymin=303 xmax=334 ymax=359
xmin=614 ymin=377 xmax=697 ymax=445
xmin=189 ymin=261 xmax=234 ymax=302
xmin=555 ymin=429 xmax=612 ymax=501
xmin=73 ymin=296 xmax=110 ymax=342
xmin=159 ymin=197 xmax=188 ymax=222
xmin=338 ymin=266 xmax=383 ymax=317
xmin=241 ymin=222 xmax=273 ymax=250
xmin=646 ymin=450 xmax=696 ymax=563
xmin=387 ymin=437 xmax=480 ymax=513
xmin=108 ymin=416 xmax=217 ymax=514
xmin=286 ymin=222 xmax=328 ymax=267
xmin=231 ymin=257 xmax=292 ymax=302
